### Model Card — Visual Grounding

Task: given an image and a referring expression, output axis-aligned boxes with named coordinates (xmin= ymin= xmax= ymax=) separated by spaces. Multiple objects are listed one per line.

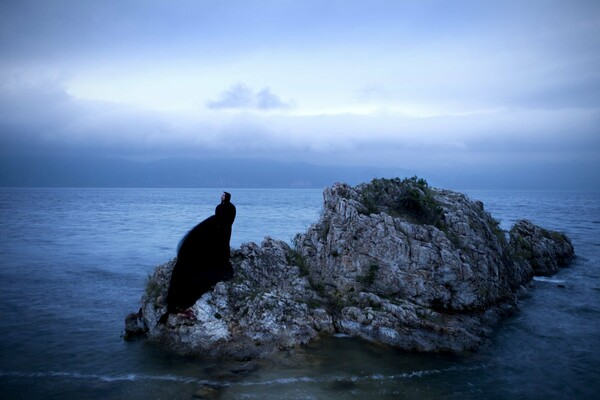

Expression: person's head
xmin=221 ymin=192 xmax=231 ymax=203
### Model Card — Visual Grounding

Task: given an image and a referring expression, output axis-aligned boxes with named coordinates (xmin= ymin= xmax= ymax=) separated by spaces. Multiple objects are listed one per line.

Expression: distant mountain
xmin=0 ymin=154 xmax=411 ymax=188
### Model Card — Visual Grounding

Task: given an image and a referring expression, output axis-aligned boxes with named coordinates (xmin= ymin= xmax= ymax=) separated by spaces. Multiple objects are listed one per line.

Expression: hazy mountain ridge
xmin=0 ymin=155 xmax=408 ymax=188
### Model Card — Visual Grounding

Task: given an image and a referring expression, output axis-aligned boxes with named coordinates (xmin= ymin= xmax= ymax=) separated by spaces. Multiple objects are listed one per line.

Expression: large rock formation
xmin=125 ymin=178 xmax=575 ymax=359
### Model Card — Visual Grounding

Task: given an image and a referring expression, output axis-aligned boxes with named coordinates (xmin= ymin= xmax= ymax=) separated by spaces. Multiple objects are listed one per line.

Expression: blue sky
xmin=0 ymin=0 xmax=599 ymax=189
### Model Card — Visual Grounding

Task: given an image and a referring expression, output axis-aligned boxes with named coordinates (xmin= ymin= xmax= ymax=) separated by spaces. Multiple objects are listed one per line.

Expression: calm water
xmin=0 ymin=188 xmax=598 ymax=399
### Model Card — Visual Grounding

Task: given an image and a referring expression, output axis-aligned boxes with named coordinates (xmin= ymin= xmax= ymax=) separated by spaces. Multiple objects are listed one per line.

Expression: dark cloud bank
xmin=1 ymin=153 xmax=597 ymax=191
xmin=0 ymin=155 xmax=410 ymax=189
xmin=0 ymin=78 xmax=597 ymax=191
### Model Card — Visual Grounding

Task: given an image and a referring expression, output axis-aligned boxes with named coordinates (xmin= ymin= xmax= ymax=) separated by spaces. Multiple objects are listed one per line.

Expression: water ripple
xmin=0 ymin=363 xmax=489 ymax=388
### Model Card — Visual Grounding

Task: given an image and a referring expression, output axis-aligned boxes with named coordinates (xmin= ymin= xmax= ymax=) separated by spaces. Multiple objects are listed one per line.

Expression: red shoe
xmin=177 ymin=308 xmax=196 ymax=320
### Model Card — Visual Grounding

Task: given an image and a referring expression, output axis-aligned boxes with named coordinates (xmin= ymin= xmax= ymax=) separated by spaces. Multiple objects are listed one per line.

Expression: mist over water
xmin=0 ymin=188 xmax=598 ymax=399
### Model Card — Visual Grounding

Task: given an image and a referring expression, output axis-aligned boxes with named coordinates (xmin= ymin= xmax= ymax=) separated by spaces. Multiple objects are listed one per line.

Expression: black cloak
xmin=161 ymin=194 xmax=236 ymax=319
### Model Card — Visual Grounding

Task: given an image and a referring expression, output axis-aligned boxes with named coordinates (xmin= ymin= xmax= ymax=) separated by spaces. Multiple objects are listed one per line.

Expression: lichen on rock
xmin=125 ymin=178 xmax=575 ymax=359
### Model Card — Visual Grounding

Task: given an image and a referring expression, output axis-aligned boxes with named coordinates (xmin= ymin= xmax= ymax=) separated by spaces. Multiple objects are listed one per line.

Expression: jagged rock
xmin=123 ymin=308 xmax=148 ymax=340
xmin=135 ymin=238 xmax=334 ymax=359
xmin=509 ymin=219 xmax=575 ymax=276
xmin=292 ymin=179 xmax=534 ymax=351
xmin=125 ymin=178 xmax=575 ymax=358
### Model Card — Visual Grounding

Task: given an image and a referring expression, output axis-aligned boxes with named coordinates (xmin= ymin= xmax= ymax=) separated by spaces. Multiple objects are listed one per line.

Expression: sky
xmin=0 ymin=0 xmax=599 ymax=189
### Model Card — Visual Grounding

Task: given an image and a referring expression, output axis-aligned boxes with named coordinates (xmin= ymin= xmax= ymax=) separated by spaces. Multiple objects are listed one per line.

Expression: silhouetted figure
xmin=215 ymin=192 xmax=236 ymax=268
xmin=158 ymin=192 xmax=236 ymax=324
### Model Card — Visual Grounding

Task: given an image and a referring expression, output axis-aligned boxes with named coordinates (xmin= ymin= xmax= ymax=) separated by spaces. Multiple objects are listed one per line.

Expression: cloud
xmin=256 ymin=88 xmax=292 ymax=110
xmin=2 ymin=76 xmax=597 ymax=158
xmin=205 ymin=83 xmax=254 ymax=110
xmin=0 ymin=75 xmax=598 ymax=190
xmin=206 ymin=83 xmax=293 ymax=111
xmin=0 ymin=1 xmax=599 ymax=189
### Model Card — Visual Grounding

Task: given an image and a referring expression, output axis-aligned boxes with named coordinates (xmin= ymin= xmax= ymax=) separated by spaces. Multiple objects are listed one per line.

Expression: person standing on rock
xmin=158 ymin=192 xmax=236 ymax=324
xmin=215 ymin=191 xmax=236 ymax=273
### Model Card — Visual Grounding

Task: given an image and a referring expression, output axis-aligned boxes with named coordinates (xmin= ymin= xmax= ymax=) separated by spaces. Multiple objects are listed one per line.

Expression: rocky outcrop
xmin=509 ymin=219 xmax=574 ymax=276
xmin=131 ymin=240 xmax=334 ymax=359
xmin=125 ymin=178 xmax=575 ymax=359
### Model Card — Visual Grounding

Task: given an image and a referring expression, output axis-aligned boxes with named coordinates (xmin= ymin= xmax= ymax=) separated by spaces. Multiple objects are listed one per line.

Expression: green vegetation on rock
xmin=357 ymin=264 xmax=379 ymax=285
xmin=287 ymin=247 xmax=309 ymax=277
xmin=144 ymin=274 xmax=163 ymax=308
xmin=358 ymin=176 xmax=444 ymax=227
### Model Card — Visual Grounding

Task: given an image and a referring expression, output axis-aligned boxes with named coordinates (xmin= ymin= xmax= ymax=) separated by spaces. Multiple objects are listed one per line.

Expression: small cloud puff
xmin=206 ymin=83 xmax=293 ymax=111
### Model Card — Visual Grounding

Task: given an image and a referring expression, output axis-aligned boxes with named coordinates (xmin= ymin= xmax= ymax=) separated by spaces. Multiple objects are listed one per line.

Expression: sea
xmin=0 ymin=187 xmax=598 ymax=400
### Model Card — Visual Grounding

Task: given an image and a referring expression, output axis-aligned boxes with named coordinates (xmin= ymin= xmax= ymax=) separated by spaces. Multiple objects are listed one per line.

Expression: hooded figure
xmin=158 ymin=192 xmax=236 ymax=323
xmin=215 ymin=191 xmax=236 ymax=266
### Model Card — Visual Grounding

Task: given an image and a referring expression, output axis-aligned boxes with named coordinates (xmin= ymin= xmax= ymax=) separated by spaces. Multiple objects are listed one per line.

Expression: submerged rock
xmin=125 ymin=178 xmax=575 ymax=358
